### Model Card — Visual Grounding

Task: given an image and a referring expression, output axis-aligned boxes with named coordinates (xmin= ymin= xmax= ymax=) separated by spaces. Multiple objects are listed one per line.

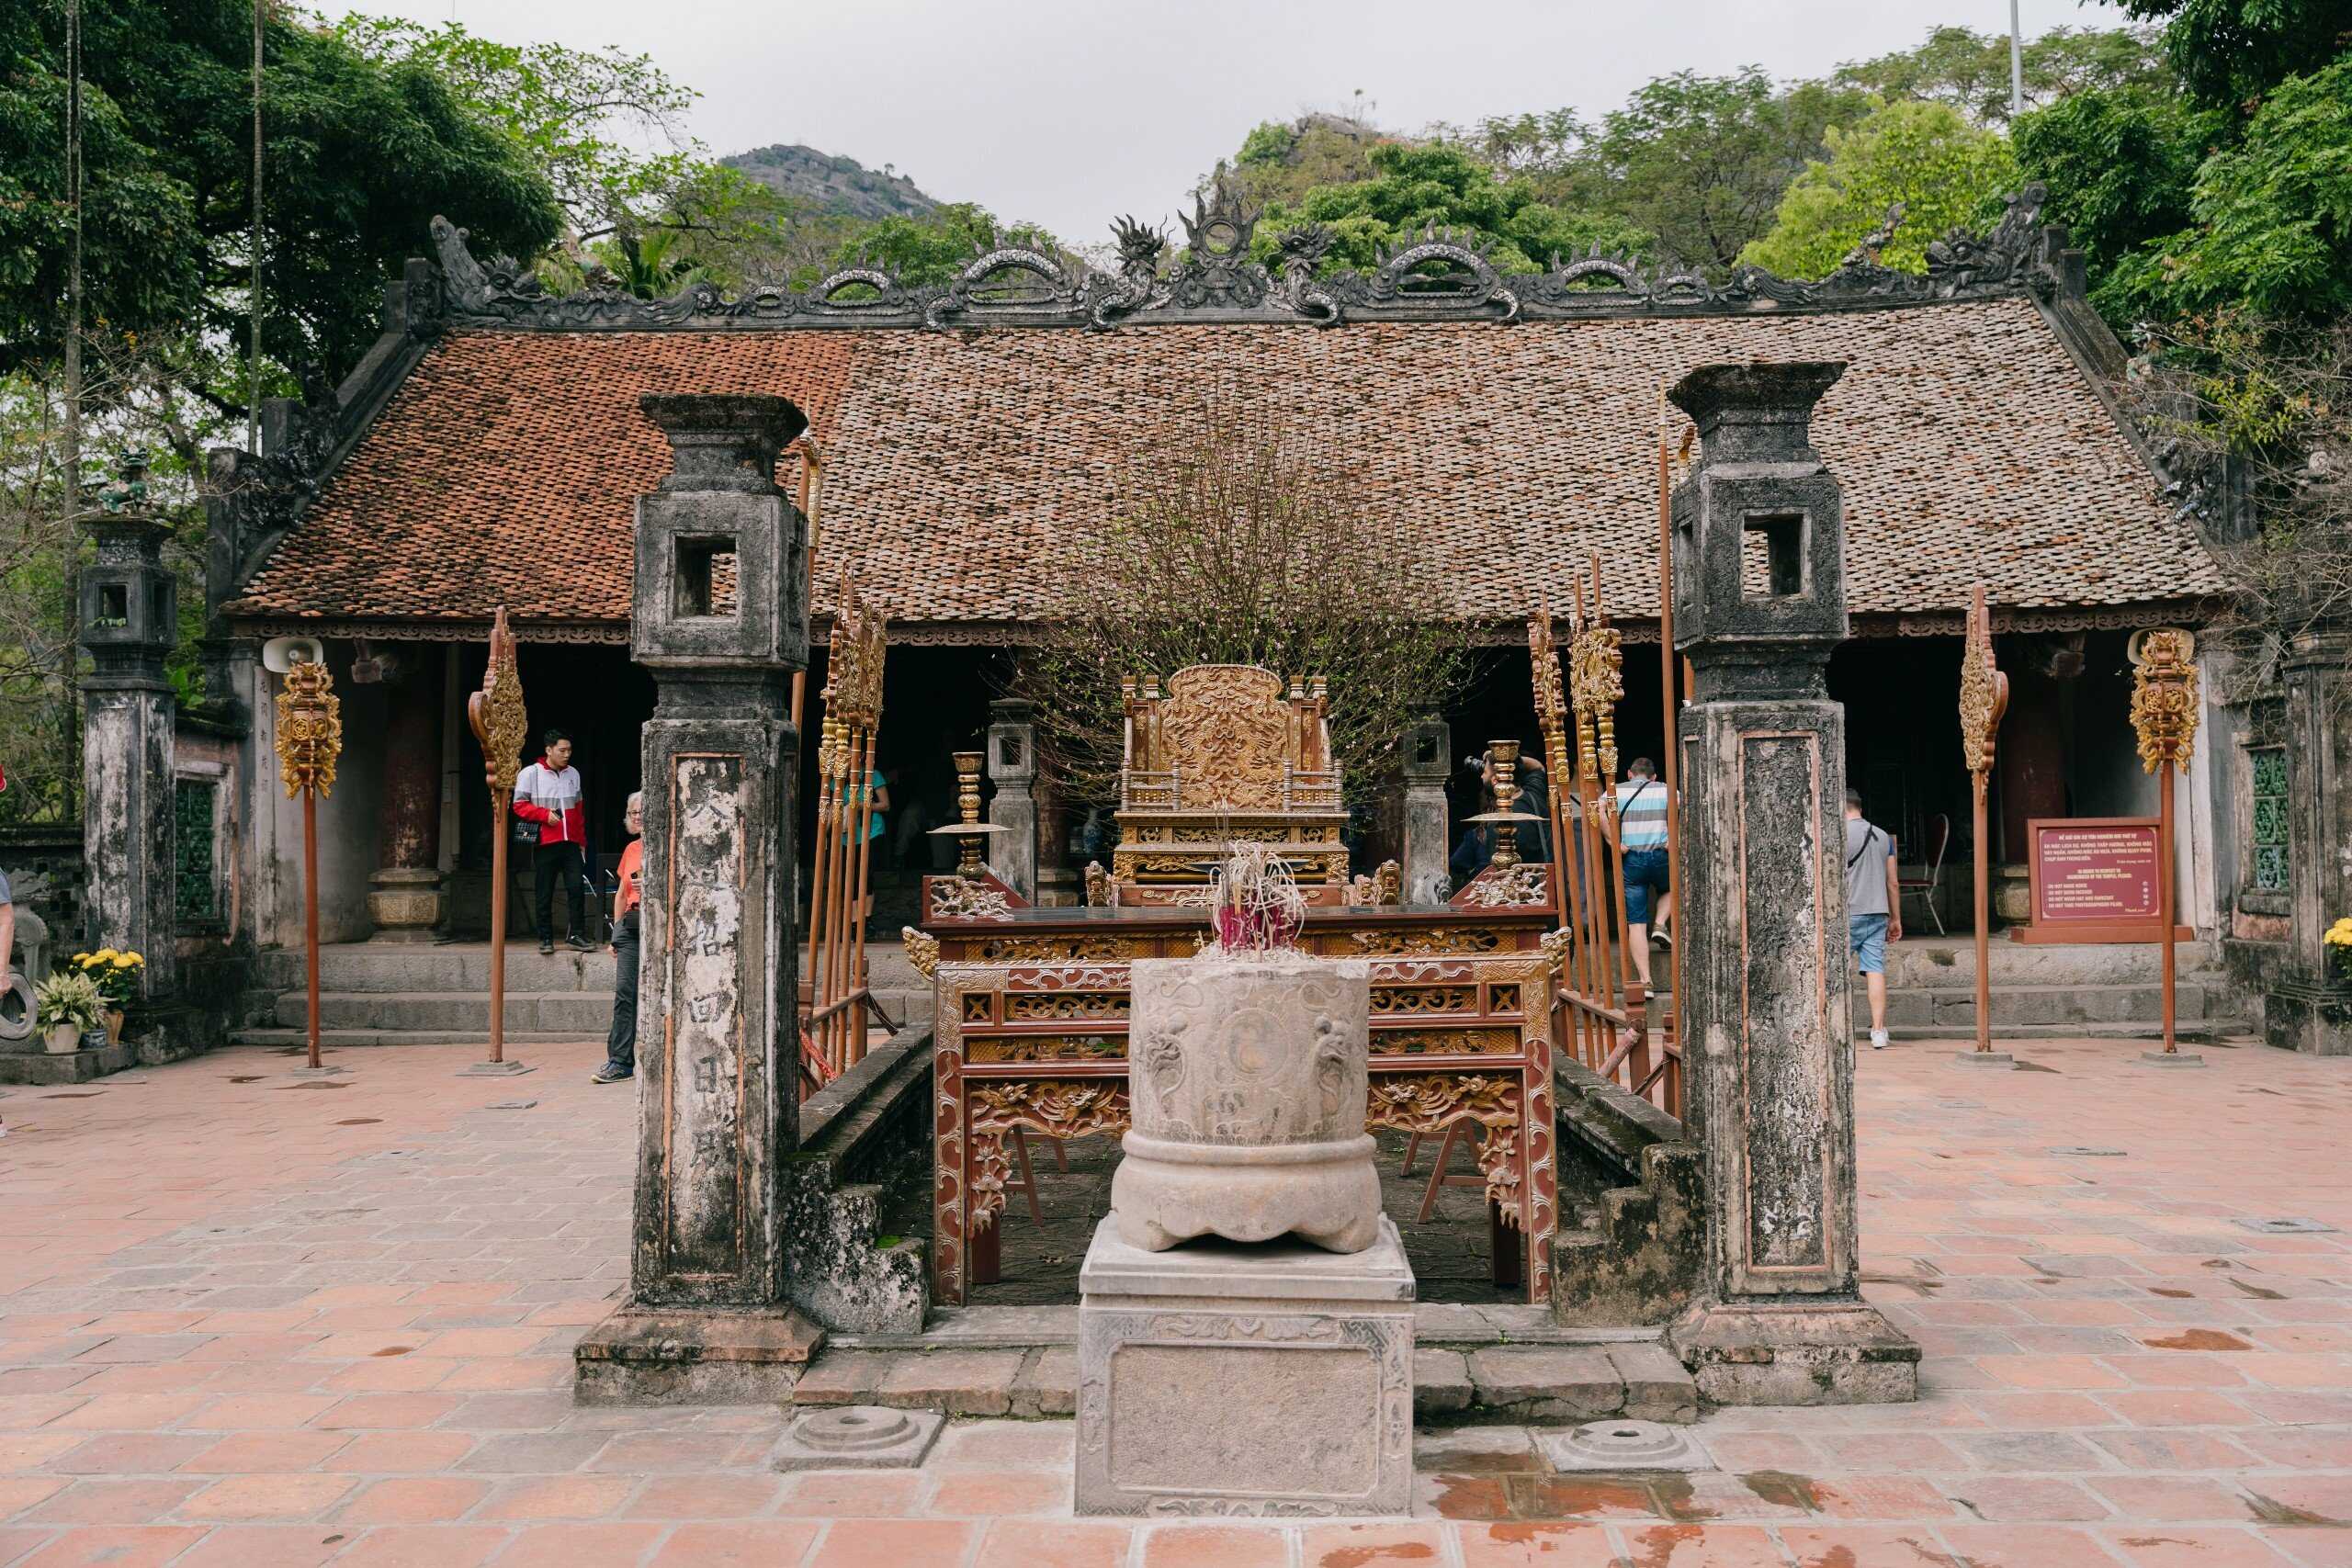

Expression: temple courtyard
xmin=0 ymin=1034 xmax=2340 ymax=1568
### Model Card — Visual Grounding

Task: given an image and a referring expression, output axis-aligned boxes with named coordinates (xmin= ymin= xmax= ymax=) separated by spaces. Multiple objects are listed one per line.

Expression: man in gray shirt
xmin=1844 ymin=789 xmax=1902 ymax=1049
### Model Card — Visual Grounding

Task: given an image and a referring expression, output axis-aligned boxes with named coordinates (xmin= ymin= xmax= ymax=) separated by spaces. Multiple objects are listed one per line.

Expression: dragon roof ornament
xmin=428 ymin=184 xmax=2060 ymax=335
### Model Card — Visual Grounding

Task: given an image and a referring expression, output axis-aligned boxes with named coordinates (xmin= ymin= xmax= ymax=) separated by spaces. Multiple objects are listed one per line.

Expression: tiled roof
xmin=228 ymin=299 xmax=2223 ymax=631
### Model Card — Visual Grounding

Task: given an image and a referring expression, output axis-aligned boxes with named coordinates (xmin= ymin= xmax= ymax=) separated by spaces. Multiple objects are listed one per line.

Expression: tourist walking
xmin=1845 ymin=788 xmax=1903 ymax=1049
xmin=514 ymin=728 xmax=594 ymax=954
xmin=1612 ymin=758 xmax=1673 ymax=987
xmin=594 ymin=791 xmax=643 ymax=1085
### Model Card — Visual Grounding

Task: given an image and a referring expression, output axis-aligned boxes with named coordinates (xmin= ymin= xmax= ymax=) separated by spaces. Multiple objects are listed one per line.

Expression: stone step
xmin=1860 ymin=981 xmax=2220 ymax=1028
xmin=272 ymin=986 xmax=931 ymax=1036
xmin=786 ymin=1335 xmax=1696 ymax=1424
xmin=228 ymin=1028 xmax=604 ymax=1049
xmin=310 ymin=942 xmax=925 ymax=995
xmin=1877 ymin=938 xmax=2221 ymax=989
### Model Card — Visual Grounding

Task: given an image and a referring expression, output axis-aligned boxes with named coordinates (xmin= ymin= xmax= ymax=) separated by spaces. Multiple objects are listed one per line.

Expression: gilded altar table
xmin=912 ymin=899 xmax=1561 ymax=1305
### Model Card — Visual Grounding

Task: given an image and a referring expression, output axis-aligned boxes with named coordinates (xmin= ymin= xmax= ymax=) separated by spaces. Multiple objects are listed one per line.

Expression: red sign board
xmin=2016 ymin=818 xmax=2185 ymax=944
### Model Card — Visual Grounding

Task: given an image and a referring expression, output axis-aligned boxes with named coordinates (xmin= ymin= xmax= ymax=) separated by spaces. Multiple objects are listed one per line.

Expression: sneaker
xmin=564 ymin=933 xmax=596 ymax=953
xmin=591 ymin=1063 xmax=633 ymax=1084
xmin=1870 ymin=1028 xmax=1889 ymax=1051
xmin=1653 ymin=926 xmax=1674 ymax=948
xmin=537 ymin=940 xmax=555 ymax=956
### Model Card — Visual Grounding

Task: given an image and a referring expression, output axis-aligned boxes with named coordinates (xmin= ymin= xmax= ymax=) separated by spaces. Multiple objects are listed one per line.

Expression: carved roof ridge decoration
xmin=425 ymin=184 xmax=2061 ymax=335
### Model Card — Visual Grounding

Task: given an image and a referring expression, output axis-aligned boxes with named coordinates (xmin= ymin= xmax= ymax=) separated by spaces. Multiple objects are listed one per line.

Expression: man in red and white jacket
xmin=514 ymin=729 xmax=594 ymax=954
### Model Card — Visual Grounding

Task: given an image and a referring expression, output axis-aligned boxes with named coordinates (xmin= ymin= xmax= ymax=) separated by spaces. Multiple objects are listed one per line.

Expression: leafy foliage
xmin=1741 ymin=99 xmax=2018 ymax=278
xmin=1833 ymin=24 xmax=2173 ymax=126
xmin=1014 ymin=392 xmax=1469 ymax=811
xmin=2013 ymin=85 xmax=2215 ymax=312
xmin=1253 ymin=144 xmax=1652 ymax=276
xmin=822 ymin=203 xmax=1061 ymax=288
xmin=2116 ymin=0 xmax=2352 ymax=108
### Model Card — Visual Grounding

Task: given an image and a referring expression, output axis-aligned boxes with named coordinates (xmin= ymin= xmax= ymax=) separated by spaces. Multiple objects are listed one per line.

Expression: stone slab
xmin=1465 ymin=1346 xmax=1624 ymax=1423
xmin=1415 ymin=1348 xmax=1473 ymax=1416
xmin=1076 ymin=1214 xmax=1414 ymax=1517
xmin=0 ymin=1042 xmax=138 ymax=1085
xmin=770 ymin=1405 xmax=943 ymax=1472
xmin=2140 ymin=1051 xmax=2207 ymax=1067
xmin=1607 ymin=1342 xmax=1700 ymax=1424
xmin=1079 ymin=1211 xmax=1414 ymax=1303
xmin=572 ymin=1305 xmax=824 ymax=1406
xmin=1014 ymin=1345 xmax=1078 ymax=1417
xmin=874 ymin=1349 xmax=1025 ymax=1416
xmin=1668 ymin=1300 xmax=1919 ymax=1406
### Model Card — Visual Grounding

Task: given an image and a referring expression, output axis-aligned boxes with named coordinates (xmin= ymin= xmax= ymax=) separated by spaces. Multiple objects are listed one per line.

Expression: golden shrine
xmin=1097 ymin=665 xmax=1371 ymax=907
xmin=912 ymin=662 xmax=1565 ymax=1308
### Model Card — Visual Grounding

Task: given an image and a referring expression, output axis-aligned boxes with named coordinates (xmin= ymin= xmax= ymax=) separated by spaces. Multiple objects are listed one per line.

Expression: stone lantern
xmin=1665 ymin=363 xmax=1917 ymax=1404
xmin=79 ymin=451 xmax=178 ymax=997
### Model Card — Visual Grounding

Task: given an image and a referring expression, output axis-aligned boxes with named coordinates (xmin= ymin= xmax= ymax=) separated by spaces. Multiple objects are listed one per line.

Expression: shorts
xmin=1623 ymin=848 xmax=1670 ymax=925
xmin=1849 ymin=913 xmax=1889 ymax=975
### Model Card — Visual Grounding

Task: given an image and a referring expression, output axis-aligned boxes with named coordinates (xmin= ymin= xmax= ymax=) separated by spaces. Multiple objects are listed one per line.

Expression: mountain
xmin=719 ymin=144 xmax=943 ymax=220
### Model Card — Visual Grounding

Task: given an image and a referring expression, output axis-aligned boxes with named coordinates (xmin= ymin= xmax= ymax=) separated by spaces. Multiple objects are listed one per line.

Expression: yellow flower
xmin=91 ymin=949 xmax=118 ymax=963
xmin=111 ymin=954 xmax=138 ymax=968
xmin=71 ymin=952 xmax=90 ymax=964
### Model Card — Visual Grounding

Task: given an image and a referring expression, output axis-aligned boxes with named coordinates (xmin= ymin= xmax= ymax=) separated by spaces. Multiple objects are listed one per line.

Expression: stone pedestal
xmin=986 ymin=698 xmax=1037 ymax=901
xmin=2267 ymin=625 xmax=2352 ymax=1055
xmin=1075 ymin=1214 xmax=1414 ymax=1517
xmin=1662 ymin=362 xmax=1917 ymax=1405
xmin=1992 ymin=863 xmax=2033 ymax=924
xmin=366 ymin=661 xmax=444 ymax=941
xmin=1402 ymin=714 xmax=1451 ymax=903
xmin=574 ymin=393 xmax=822 ymax=1404
xmin=80 ymin=502 xmax=179 ymax=998
xmin=1113 ymin=952 xmax=1378 ymax=1253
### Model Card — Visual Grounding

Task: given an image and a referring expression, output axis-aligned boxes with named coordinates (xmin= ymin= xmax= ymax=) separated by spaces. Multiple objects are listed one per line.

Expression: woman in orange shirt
xmin=594 ymin=791 xmax=645 ymax=1085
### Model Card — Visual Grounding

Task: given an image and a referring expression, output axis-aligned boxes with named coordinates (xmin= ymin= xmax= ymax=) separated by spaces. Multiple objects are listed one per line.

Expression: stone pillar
xmin=2266 ymin=622 xmax=2352 ymax=1055
xmin=1662 ymin=363 xmax=1917 ymax=1404
xmin=986 ymin=697 xmax=1037 ymax=900
xmin=1402 ymin=714 xmax=1451 ymax=904
xmin=364 ymin=656 xmax=445 ymax=941
xmin=79 ymin=476 xmax=179 ymax=998
xmin=575 ymin=393 xmax=822 ymax=1404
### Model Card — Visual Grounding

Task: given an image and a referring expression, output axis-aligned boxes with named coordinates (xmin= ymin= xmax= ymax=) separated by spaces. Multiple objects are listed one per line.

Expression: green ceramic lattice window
xmin=2249 ymin=747 xmax=2288 ymax=893
xmin=175 ymin=778 xmax=219 ymax=921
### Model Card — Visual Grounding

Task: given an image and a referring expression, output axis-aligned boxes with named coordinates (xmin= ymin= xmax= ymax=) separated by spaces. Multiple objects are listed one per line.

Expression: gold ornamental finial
xmin=2129 ymin=627 xmax=2199 ymax=773
xmin=1958 ymin=585 xmax=2008 ymax=776
xmin=467 ymin=607 xmax=528 ymax=798
xmin=276 ymin=657 xmax=343 ymax=798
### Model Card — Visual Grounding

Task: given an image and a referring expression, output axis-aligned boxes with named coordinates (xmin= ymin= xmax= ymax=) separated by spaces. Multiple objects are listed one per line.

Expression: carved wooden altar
xmin=1103 ymin=666 xmax=1358 ymax=906
xmin=913 ymin=901 xmax=1560 ymax=1306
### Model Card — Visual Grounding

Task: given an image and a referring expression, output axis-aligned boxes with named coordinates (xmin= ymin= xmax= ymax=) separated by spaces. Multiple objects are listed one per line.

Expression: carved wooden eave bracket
xmin=426 ymin=182 xmax=2064 ymax=337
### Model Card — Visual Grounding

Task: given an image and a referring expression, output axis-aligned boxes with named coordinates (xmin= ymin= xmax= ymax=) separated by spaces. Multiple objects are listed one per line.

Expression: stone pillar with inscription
xmin=2267 ymin=621 xmax=2352 ymax=1055
xmin=575 ymin=394 xmax=822 ymax=1404
xmin=1662 ymin=363 xmax=1918 ymax=1405
xmin=986 ymin=697 xmax=1037 ymax=901
xmin=1402 ymin=714 xmax=1451 ymax=904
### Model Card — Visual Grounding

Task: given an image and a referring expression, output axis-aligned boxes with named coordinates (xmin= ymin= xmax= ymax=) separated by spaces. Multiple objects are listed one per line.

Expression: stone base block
xmin=458 ymin=1058 xmax=536 ymax=1077
xmin=573 ymin=1305 xmax=825 ymax=1406
xmin=1668 ymin=1300 xmax=1918 ymax=1406
xmin=2266 ymin=983 xmax=2352 ymax=1056
xmin=2139 ymin=1050 xmax=2206 ymax=1068
xmin=1951 ymin=1051 xmax=2015 ymax=1068
xmin=368 ymin=868 xmax=445 ymax=942
xmin=771 ymin=1405 xmax=943 ymax=1472
xmin=1076 ymin=1213 xmax=1415 ymax=1517
xmin=0 ymin=1041 xmax=137 ymax=1084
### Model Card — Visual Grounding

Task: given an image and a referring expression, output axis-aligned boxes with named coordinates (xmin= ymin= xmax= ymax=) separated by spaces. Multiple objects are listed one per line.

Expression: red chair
xmin=1898 ymin=812 xmax=1951 ymax=936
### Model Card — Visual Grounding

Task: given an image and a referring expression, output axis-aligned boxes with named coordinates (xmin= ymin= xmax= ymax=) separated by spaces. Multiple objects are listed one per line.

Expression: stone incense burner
xmin=1111 ymin=949 xmax=1380 ymax=1253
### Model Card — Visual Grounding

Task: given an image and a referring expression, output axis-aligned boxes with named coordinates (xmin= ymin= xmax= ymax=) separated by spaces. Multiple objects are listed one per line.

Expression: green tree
xmin=1255 ymin=143 xmax=1652 ymax=276
xmin=1741 ymin=99 xmax=2018 ymax=278
xmin=1835 ymin=25 xmax=2172 ymax=126
xmin=822 ymin=202 xmax=1063 ymax=288
xmin=2013 ymin=85 xmax=2217 ymax=325
xmin=1211 ymin=111 xmax=1395 ymax=212
xmin=2116 ymin=0 xmax=2352 ymax=108
xmin=1574 ymin=71 xmax=1874 ymax=272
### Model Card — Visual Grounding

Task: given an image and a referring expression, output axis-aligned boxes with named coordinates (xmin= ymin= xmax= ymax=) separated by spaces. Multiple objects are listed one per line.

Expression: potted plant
xmin=35 ymin=971 xmax=105 ymax=1055
xmin=71 ymin=949 xmax=142 ymax=1043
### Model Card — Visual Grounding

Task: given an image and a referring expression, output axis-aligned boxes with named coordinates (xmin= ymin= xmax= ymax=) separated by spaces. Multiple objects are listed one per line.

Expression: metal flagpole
xmin=2008 ymin=0 xmax=2026 ymax=119
xmin=62 ymin=0 xmax=85 ymax=802
xmin=252 ymin=0 xmax=266 ymax=455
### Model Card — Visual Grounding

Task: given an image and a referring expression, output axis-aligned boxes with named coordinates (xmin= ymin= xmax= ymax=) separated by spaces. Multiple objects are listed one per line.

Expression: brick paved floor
xmin=0 ymin=1036 xmax=2346 ymax=1567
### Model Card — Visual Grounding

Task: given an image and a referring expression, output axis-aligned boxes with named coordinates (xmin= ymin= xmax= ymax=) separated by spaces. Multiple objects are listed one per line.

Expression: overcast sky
xmin=380 ymin=0 xmax=2132 ymax=243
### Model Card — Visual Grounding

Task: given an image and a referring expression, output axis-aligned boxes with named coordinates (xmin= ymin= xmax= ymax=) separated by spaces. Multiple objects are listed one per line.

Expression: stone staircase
xmin=234 ymin=941 xmax=933 ymax=1049
xmin=1855 ymin=936 xmax=2246 ymax=1039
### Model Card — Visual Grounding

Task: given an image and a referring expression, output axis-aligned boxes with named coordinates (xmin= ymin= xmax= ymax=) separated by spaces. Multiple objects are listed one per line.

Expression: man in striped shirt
xmin=1611 ymin=758 xmax=1673 ymax=987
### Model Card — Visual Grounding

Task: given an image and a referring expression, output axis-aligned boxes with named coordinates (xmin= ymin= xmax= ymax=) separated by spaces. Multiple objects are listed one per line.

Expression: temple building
xmin=59 ymin=180 xmax=2332 ymax=1058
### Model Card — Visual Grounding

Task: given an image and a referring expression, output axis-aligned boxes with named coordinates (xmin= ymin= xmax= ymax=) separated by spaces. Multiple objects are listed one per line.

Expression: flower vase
xmin=44 ymin=1022 xmax=81 ymax=1055
xmin=103 ymin=1009 xmax=125 ymax=1046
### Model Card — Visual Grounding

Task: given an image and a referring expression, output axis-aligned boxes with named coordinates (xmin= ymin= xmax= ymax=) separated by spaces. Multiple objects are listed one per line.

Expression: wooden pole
xmin=2158 ymin=759 xmax=2178 ymax=1054
xmin=300 ymin=789 xmax=320 ymax=1072
xmin=1657 ymin=420 xmax=1683 ymax=1067
xmin=846 ymin=727 xmax=879 ymax=1066
xmin=1973 ymin=772 xmax=1994 ymax=1054
xmin=487 ymin=794 xmax=509 ymax=1066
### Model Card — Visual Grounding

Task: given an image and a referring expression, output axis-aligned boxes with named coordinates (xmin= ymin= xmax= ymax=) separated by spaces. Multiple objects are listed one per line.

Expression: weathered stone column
xmin=79 ymin=463 xmax=179 ymax=998
xmin=575 ymin=393 xmax=821 ymax=1404
xmin=986 ymin=697 xmax=1037 ymax=900
xmin=363 ymin=655 xmax=445 ymax=941
xmin=2266 ymin=621 xmax=2352 ymax=1055
xmin=1663 ymin=363 xmax=1917 ymax=1404
xmin=1402 ymin=714 xmax=1451 ymax=903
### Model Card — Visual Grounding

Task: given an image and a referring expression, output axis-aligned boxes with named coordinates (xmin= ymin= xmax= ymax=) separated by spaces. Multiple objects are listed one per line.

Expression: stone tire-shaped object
xmin=1112 ymin=950 xmax=1380 ymax=1254
xmin=0 ymin=974 xmax=33 ymax=1043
